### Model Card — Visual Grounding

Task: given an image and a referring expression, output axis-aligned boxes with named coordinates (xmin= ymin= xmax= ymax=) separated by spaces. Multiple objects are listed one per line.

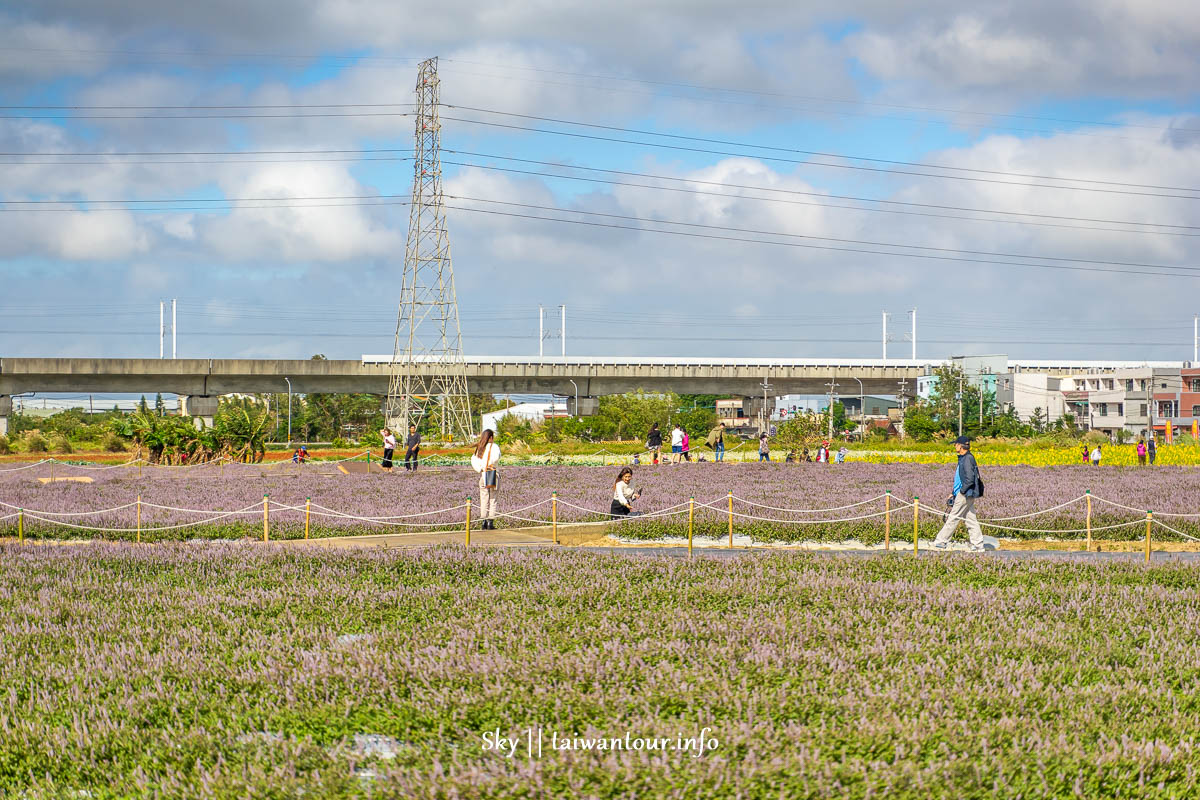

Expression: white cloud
xmin=199 ymin=162 xmax=404 ymax=262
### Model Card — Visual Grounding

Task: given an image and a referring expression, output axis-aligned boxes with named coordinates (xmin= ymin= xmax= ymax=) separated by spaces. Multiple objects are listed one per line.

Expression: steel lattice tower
xmin=385 ymin=57 xmax=473 ymax=442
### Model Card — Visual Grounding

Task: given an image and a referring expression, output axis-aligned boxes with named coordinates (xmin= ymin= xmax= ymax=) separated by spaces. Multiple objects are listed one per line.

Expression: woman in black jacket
xmin=646 ymin=423 xmax=663 ymax=464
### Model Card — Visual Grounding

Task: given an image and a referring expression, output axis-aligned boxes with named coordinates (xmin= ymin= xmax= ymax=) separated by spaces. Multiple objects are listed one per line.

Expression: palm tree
xmin=214 ymin=399 xmax=270 ymax=463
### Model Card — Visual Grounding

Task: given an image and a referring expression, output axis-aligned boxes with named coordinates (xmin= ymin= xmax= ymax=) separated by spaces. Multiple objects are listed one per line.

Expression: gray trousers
xmin=934 ymin=493 xmax=984 ymax=546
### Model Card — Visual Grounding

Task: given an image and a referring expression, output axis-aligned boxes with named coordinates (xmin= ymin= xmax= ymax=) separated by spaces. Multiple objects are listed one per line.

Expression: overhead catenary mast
xmin=385 ymin=57 xmax=473 ymax=442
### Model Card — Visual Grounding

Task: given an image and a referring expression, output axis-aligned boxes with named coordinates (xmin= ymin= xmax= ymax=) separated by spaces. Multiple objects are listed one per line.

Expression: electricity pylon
xmin=385 ymin=57 xmax=473 ymax=442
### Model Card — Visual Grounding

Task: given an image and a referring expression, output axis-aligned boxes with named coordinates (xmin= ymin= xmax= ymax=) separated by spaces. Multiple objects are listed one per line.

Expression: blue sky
xmin=2 ymin=0 xmax=1199 ymax=380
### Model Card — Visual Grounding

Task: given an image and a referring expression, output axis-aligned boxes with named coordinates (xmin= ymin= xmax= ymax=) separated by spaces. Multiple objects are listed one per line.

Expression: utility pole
xmin=538 ymin=306 xmax=544 ymax=357
xmin=958 ymin=371 xmax=964 ymax=436
xmin=760 ymin=378 xmax=773 ymax=436
xmin=284 ymin=377 xmax=292 ymax=446
xmin=883 ymin=311 xmax=892 ymax=362
xmin=910 ymin=308 xmax=917 ymax=360
xmin=826 ymin=373 xmax=838 ymax=440
xmin=1194 ymin=314 xmax=1197 ymax=363
xmin=159 ymin=301 xmax=164 ymax=359
xmin=171 ymin=298 xmax=177 ymax=359
xmin=560 ymin=304 xmax=566 ymax=357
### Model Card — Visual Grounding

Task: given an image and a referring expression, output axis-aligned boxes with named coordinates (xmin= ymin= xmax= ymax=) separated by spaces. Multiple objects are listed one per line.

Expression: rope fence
xmin=1 ymin=487 xmax=1197 ymax=561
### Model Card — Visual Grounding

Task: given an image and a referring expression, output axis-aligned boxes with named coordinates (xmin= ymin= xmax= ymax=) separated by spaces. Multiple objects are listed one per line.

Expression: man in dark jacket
xmin=403 ymin=424 xmax=421 ymax=472
xmin=933 ymin=435 xmax=986 ymax=551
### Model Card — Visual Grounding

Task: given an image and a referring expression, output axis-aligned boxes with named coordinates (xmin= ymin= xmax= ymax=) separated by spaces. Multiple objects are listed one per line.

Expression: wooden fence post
xmin=17 ymin=509 xmax=23 ymax=543
xmin=552 ymin=492 xmax=558 ymax=545
xmin=305 ymin=497 xmax=311 ymax=540
xmin=688 ymin=497 xmax=695 ymax=557
xmin=136 ymin=495 xmax=141 ymax=544
xmin=884 ymin=490 xmax=891 ymax=551
xmin=263 ymin=495 xmax=269 ymax=542
xmin=1145 ymin=511 xmax=1153 ymax=564
xmin=912 ymin=495 xmax=919 ymax=555
xmin=728 ymin=491 xmax=734 ymax=549
xmin=1085 ymin=490 xmax=1092 ymax=552
xmin=465 ymin=497 xmax=472 ymax=547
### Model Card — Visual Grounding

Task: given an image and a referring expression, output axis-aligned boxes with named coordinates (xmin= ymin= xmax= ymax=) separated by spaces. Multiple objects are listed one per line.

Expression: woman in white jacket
xmin=471 ymin=428 xmax=502 ymax=529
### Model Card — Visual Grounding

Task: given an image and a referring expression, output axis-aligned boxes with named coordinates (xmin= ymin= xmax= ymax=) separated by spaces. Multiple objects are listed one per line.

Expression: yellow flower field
xmin=851 ymin=442 xmax=1200 ymax=466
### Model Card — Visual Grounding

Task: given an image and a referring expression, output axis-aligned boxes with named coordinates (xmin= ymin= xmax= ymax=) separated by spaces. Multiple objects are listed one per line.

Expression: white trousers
xmin=934 ymin=493 xmax=984 ymax=546
xmin=477 ymin=472 xmax=498 ymax=520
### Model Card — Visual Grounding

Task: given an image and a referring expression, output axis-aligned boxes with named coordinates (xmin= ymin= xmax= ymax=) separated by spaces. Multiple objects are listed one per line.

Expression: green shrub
xmin=23 ymin=431 xmax=48 ymax=452
xmin=0 ymin=434 xmax=9 ymax=454
xmin=331 ymin=437 xmax=350 ymax=449
xmin=48 ymin=433 xmax=73 ymax=454
xmin=101 ymin=431 xmax=127 ymax=452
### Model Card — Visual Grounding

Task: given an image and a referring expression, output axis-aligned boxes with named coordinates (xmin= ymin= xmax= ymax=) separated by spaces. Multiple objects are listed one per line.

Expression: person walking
xmin=933 ymin=436 xmax=986 ymax=551
xmin=706 ymin=422 xmax=726 ymax=462
xmin=1081 ymin=444 xmax=1090 ymax=464
xmin=380 ymin=428 xmax=396 ymax=472
xmin=670 ymin=423 xmax=684 ymax=464
xmin=836 ymin=446 xmax=848 ymax=464
xmin=1137 ymin=438 xmax=1147 ymax=466
xmin=1090 ymin=444 xmax=1102 ymax=466
xmin=646 ymin=422 xmax=663 ymax=465
xmin=1148 ymin=435 xmax=1157 ymax=465
xmin=471 ymin=429 xmax=501 ymax=530
xmin=403 ymin=424 xmax=421 ymax=472
xmin=681 ymin=428 xmax=691 ymax=462
xmin=758 ymin=432 xmax=770 ymax=462
xmin=609 ymin=467 xmax=641 ymax=517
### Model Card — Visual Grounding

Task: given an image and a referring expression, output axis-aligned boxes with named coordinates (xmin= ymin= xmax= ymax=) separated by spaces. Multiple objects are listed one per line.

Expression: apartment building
xmin=1150 ymin=365 xmax=1200 ymax=440
xmin=996 ymin=367 xmax=1192 ymax=438
xmin=995 ymin=373 xmax=1064 ymax=424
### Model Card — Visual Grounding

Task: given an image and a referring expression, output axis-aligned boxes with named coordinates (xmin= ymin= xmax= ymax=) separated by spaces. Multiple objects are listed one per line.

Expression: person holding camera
xmin=933 ymin=436 xmax=986 ymax=551
xmin=609 ymin=467 xmax=642 ymax=517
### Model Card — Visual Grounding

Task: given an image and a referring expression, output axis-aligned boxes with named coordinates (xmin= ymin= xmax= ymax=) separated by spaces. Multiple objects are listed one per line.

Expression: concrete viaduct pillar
xmin=0 ymin=396 xmax=9 ymax=438
xmin=180 ymin=395 xmax=219 ymax=430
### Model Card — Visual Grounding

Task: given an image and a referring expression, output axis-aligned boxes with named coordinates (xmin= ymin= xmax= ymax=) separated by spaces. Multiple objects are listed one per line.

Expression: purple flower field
xmin=1 ymin=544 xmax=1198 ymax=798
xmin=1 ymin=461 xmax=1198 ymax=542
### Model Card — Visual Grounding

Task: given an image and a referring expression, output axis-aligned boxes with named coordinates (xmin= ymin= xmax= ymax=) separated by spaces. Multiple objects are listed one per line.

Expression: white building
xmin=481 ymin=402 xmax=567 ymax=433
xmin=995 ymin=374 xmax=1065 ymax=425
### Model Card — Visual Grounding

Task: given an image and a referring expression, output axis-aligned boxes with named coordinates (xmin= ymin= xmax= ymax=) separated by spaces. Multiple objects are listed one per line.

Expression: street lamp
xmin=284 ymin=377 xmax=292 ymax=446
xmin=568 ymin=379 xmax=579 ymax=417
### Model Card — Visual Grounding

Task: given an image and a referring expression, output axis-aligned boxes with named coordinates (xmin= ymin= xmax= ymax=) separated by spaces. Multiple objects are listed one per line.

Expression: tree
xmin=831 ymin=401 xmax=848 ymax=434
xmin=902 ymin=403 xmax=939 ymax=441
xmin=213 ymin=398 xmax=270 ymax=462
xmin=1030 ymin=407 xmax=1047 ymax=434
xmin=154 ymin=393 xmax=165 ymax=417
xmin=774 ymin=411 xmax=828 ymax=450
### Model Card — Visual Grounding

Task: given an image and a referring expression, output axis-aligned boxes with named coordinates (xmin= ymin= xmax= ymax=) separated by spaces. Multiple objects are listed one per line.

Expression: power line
xmin=447 ymin=195 xmax=1200 ymax=274
xmin=443 ymin=202 xmax=1200 ymax=280
xmin=0 ymin=200 xmax=411 ymax=213
xmin=1 ymin=111 xmax=414 ymax=120
xmin=0 ymin=103 xmax=413 ymax=110
xmin=442 ymin=115 xmax=1200 ymax=200
xmin=8 ymin=45 xmax=1195 ymax=143
xmin=437 ymin=60 xmax=1200 ymax=136
xmin=10 ymin=46 xmax=1195 ymax=138
xmin=1 ymin=156 xmax=412 ymax=166
xmin=0 ymin=147 xmax=409 ymax=156
xmin=443 ymin=154 xmax=1200 ymax=236
xmin=1 ymin=329 xmax=1190 ymax=346
xmin=446 ymin=105 xmax=1200 ymax=192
